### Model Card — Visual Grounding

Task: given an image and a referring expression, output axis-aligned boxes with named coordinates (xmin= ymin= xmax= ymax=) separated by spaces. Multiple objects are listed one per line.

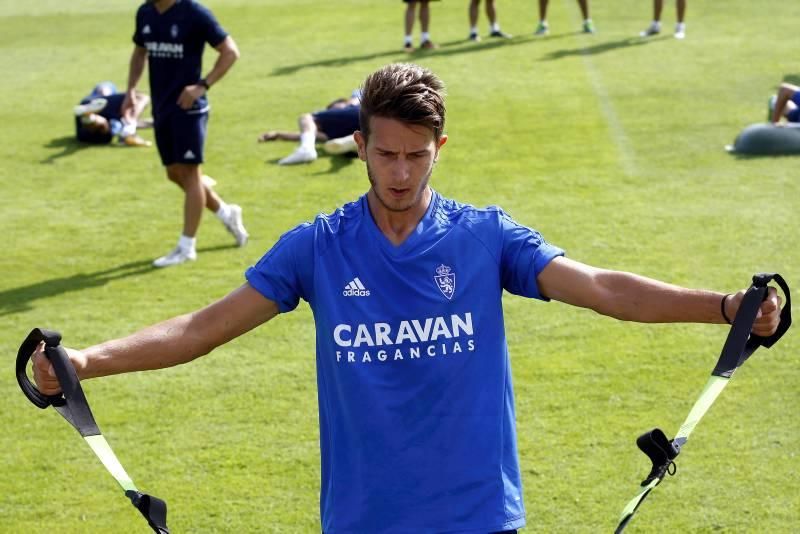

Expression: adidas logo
xmin=342 ymin=277 xmax=370 ymax=297
xmin=183 ymin=149 xmax=196 ymax=159
xmin=143 ymin=25 xmax=151 ymax=34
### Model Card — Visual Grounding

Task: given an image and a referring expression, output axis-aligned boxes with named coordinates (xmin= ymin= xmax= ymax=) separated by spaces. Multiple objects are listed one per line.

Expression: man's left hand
xmin=725 ymin=287 xmax=783 ymax=337
xmin=177 ymin=84 xmax=206 ymax=110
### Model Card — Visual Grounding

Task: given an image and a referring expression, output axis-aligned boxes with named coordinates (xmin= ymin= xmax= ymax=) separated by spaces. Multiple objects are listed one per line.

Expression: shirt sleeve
xmin=132 ymin=8 xmax=144 ymax=47
xmin=498 ymin=211 xmax=564 ymax=300
xmin=194 ymin=2 xmax=229 ymax=47
xmin=245 ymin=223 xmax=315 ymax=313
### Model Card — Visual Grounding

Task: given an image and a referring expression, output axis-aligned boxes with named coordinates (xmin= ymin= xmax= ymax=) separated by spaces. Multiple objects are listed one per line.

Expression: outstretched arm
xmin=32 ymin=284 xmax=278 ymax=394
xmin=537 ymin=256 xmax=781 ymax=336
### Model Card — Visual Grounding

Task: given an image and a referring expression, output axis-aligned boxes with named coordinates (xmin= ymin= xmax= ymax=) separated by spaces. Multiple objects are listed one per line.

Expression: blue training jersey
xmin=246 ymin=190 xmax=565 ymax=533
xmin=132 ymin=0 xmax=227 ymax=120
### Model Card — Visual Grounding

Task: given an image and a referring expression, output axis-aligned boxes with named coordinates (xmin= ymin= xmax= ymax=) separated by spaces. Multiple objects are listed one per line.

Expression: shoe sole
xmin=74 ymin=98 xmax=108 ymax=116
xmin=227 ymin=205 xmax=249 ymax=247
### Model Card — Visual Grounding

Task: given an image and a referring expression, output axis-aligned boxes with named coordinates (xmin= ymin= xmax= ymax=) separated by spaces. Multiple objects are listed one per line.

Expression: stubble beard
xmin=366 ymin=160 xmax=433 ymax=213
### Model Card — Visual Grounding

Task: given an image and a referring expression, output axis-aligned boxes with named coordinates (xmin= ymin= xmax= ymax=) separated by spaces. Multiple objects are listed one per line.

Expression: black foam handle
xmin=16 ymin=328 xmax=66 ymax=409
xmin=748 ymin=273 xmax=792 ymax=349
xmin=15 ymin=328 xmax=100 ymax=436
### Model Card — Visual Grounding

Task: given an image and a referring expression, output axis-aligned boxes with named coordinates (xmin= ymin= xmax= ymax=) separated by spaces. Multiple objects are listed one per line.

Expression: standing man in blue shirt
xmin=126 ymin=0 xmax=249 ymax=268
xmin=32 ymin=63 xmax=783 ymax=532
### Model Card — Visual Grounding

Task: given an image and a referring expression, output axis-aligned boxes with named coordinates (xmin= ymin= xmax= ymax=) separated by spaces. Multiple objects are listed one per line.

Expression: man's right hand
xmin=121 ymin=89 xmax=138 ymax=118
xmin=32 ymin=342 xmax=86 ymax=395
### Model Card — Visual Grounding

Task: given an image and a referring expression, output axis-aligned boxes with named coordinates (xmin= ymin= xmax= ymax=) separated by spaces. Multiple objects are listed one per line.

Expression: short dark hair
xmin=359 ymin=63 xmax=446 ymax=142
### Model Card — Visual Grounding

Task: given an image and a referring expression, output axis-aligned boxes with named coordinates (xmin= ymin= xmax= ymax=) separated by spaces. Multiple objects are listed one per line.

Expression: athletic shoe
xmin=323 ymin=134 xmax=358 ymax=155
xmin=223 ymin=204 xmax=249 ymax=247
xmin=420 ymin=40 xmax=439 ymax=50
xmin=674 ymin=23 xmax=686 ymax=39
xmin=403 ymin=42 xmax=414 ymax=53
xmin=640 ymin=22 xmax=661 ymax=37
xmin=489 ymin=30 xmax=512 ymax=39
xmin=583 ymin=20 xmax=595 ymax=34
xmin=768 ymin=95 xmax=778 ymax=122
xmin=534 ymin=22 xmax=549 ymax=36
xmin=201 ymin=174 xmax=218 ymax=188
xmin=153 ymin=247 xmax=196 ymax=268
xmin=73 ymin=98 xmax=108 ymax=116
xmin=278 ymin=146 xmax=317 ymax=165
xmin=120 ymin=135 xmax=152 ymax=147
xmin=469 ymin=31 xmax=481 ymax=42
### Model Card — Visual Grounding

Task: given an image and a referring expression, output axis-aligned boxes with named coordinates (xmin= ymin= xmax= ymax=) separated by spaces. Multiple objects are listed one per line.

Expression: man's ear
xmin=354 ymin=130 xmax=367 ymax=161
xmin=434 ymin=134 xmax=448 ymax=161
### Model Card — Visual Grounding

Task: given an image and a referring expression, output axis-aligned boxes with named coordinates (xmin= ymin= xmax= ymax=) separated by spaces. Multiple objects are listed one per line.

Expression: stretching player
xmin=74 ymin=81 xmax=151 ymax=146
xmin=258 ymin=91 xmax=361 ymax=165
xmin=32 ymin=63 xmax=783 ymax=532
xmin=769 ymin=82 xmax=800 ymax=125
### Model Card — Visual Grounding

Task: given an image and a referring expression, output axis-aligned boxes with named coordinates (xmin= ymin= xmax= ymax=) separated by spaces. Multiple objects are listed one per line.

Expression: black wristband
xmin=198 ymin=78 xmax=210 ymax=90
xmin=720 ymin=293 xmax=733 ymax=325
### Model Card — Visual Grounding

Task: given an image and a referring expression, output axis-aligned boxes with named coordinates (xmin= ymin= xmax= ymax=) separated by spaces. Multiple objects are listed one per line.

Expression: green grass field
xmin=1 ymin=0 xmax=798 ymax=532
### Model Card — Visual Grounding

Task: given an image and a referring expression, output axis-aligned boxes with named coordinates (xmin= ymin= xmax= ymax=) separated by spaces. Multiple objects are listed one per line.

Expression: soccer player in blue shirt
xmin=32 ymin=63 xmax=784 ymax=532
xmin=126 ymin=0 xmax=249 ymax=267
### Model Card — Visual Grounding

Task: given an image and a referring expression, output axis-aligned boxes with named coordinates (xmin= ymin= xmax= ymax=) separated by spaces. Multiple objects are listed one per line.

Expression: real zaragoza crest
xmin=434 ymin=264 xmax=455 ymax=300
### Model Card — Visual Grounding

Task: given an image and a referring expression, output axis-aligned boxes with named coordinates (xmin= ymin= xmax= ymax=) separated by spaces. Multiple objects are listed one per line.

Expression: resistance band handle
xmin=713 ymin=273 xmax=792 ymax=377
xmin=635 ymin=428 xmax=678 ymax=486
xmin=748 ymin=273 xmax=792 ymax=349
xmin=16 ymin=328 xmax=66 ymax=409
xmin=126 ymin=491 xmax=171 ymax=534
xmin=15 ymin=328 xmax=100 ymax=436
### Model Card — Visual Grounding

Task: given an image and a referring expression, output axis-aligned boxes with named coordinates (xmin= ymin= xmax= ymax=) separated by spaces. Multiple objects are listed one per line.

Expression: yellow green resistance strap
xmin=615 ymin=273 xmax=792 ymax=533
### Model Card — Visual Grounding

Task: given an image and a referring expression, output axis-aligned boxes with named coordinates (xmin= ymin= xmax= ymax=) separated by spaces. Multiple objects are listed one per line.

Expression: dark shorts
xmin=787 ymin=90 xmax=800 ymax=122
xmin=154 ymin=110 xmax=209 ymax=166
xmin=312 ymin=105 xmax=360 ymax=140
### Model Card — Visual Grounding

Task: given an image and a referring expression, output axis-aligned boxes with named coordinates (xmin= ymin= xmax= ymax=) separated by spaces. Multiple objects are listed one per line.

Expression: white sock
xmin=676 ymin=22 xmax=685 ymax=31
xmin=470 ymin=26 xmax=478 ymax=34
xmin=652 ymin=20 xmax=661 ymax=28
xmin=120 ymin=121 xmax=136 ymax=139
xmin=300 ymin=131 xmax=316 ymax=151
xmin=215 ymin=201 xmax=231 ymax=222
xmin=490 ymin=22 xmax=500 ymax=33
xmin=421 ymin=31 xmax=430 ymax=43
xmin=178 ymin=234 xmax=196 ymax=253
xmin=404 ymin=34 xmax=412 ymax=45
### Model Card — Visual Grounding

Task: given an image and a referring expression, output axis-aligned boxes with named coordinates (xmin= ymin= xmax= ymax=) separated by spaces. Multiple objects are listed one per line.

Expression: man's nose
xmin=392 ymin=157 xmax=412 ymax=181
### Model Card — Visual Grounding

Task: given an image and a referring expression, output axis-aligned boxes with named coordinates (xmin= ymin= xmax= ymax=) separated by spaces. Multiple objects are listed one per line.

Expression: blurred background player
xmin=468 ymin=0 xmax=512 ymax=41
xmin=126 ymin=0 xmax=248 ymax=268
xmin=640 ymin=0 xmax=687 ymax=39
xmin=403 ymin=0 xmax=439 ymax=51
xmin=74 ymin=81 xmax=151 ymax=146
xmin=769 ymin=82 xmax=800 ymax=125
xmin=260 ymin=90 xmax=361 ymax=165
xmin=534 ymin=0 xmax=594 ymax=35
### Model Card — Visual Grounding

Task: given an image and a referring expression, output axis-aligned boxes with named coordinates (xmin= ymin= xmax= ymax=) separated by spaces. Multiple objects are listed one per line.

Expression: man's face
xmin=355 ymin=116 xmax=447 ymax=213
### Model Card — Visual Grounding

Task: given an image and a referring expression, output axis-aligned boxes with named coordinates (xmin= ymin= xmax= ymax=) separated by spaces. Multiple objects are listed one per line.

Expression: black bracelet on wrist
xmin=720 ymin=293 xmax=733 ymax=325
xmin=198 ymin=78 xmax=210 ymax=90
